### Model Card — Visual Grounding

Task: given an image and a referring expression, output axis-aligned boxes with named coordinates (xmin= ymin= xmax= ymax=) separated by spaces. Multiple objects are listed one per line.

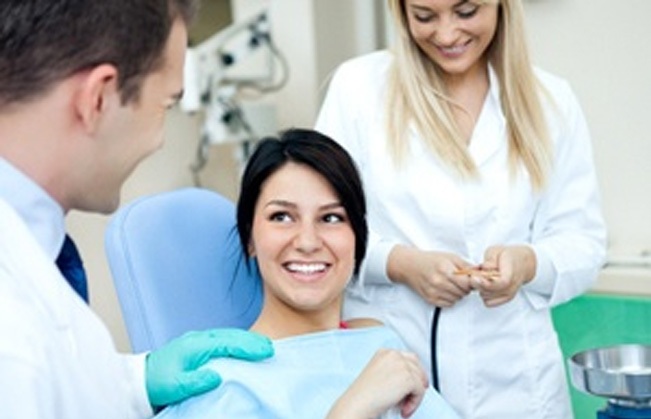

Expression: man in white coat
xmin=0 ymin=1 xmax=273 ymax=418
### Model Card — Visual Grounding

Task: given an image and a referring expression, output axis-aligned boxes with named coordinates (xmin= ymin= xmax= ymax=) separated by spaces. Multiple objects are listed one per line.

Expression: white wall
xmin=72 ymin=0 xmax=651 ymax=352
xmin=69 ymin=0 xmax=383 ymax=352
xmin=232 ymin=0 xmax=384 ymax=128
xmin=524 ymin=0 xmax=651 ymax=260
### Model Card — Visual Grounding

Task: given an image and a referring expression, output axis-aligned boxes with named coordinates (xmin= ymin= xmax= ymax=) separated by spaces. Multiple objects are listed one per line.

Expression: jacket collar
xmin=467 ymin=64 xmax=507 ymax=167
xmin=0 ymin=157 xmax=66 ymax=260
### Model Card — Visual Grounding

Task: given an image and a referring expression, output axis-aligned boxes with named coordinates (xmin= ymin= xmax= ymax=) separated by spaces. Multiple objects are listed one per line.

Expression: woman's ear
xmin=73 ymin=64 xmax=119 ymax=134
xmin=247 ymin=241 xmax=256 ymax=257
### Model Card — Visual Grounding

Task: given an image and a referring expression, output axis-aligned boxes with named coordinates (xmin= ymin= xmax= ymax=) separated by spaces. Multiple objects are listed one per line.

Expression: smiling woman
xmin=237 ymin=129 xmax=366 ymax=338
xmin=154 ymin=128 xmax=461 ymax=419
xmin=405 ymin=0 xmax=499 ymax=87
xmin=247 ymin=160 xmax=356 ymax=329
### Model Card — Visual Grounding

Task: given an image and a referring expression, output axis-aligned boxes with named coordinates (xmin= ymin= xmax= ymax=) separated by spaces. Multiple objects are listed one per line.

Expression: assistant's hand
xmin=326 ymin=349 xmax=428 ymax=419
xmin=472 ymin=245 xmax=536 ymax=307
xmin=146 ymin=328 xmax=273 ymax=408
xmin=388 ymin=245 xmax=474 ymax=307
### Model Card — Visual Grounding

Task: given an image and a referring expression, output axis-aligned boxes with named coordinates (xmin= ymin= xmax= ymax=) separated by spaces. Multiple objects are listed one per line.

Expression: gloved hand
xmin=145 ymin=328 xmax=274 ymax=408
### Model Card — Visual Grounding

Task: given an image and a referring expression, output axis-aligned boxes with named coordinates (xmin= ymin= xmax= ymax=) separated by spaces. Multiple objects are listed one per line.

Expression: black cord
xmin=430 ymin=306 xmax=442 ymax=391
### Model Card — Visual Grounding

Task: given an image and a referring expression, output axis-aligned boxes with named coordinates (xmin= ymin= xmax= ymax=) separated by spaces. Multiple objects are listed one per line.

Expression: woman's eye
xmin=457 ymin=4 xmax=479 ymax=19
xmin=413 ymin=12 xmax=434 ymax=23
xmin=323 ymin=213 xmax=346 ymax=224
xmin=269 ymin=212 xmax=292 ymax=222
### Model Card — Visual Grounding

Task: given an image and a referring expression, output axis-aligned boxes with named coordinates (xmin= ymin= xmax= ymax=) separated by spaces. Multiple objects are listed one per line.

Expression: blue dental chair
xmin=104 ymin=187 xmax=263 ymax=352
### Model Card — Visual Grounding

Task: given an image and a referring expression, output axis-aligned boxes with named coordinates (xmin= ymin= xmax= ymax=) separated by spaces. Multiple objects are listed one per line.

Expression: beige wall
xmin=524 ymin=0 xmax=651 ymax=261
xmin=523 ymin=0 xmax=651 ymax=295
xmin=70 ymin=0 xmax=651 ymax=352
xmin=69 ymin=0 xmax=380 ymax=352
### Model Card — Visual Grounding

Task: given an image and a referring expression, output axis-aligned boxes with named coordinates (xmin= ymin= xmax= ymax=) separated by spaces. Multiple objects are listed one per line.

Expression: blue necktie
xmin=56 ymin=234 xmax=89 ymax=303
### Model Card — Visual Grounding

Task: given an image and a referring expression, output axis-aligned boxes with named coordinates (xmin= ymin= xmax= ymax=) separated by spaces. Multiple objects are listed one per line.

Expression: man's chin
xmin=104 ymin=195 xmax=121 ymax=215
xmin=85 ymin=193 xmax=121 ymax=215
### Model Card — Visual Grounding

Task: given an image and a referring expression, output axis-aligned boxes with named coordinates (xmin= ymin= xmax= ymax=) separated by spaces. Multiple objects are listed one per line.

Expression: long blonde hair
xmin=386 ymin=0 xmax=552 ymax=190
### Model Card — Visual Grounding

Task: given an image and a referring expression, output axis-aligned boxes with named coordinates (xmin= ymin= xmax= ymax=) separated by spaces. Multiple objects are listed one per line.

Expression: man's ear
xmin=74 ymin=64 xmax=120 ymax=134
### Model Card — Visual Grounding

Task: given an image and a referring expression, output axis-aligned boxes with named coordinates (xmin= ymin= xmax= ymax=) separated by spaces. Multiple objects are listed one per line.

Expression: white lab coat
xmin=316 ymin=50 xmax=606 ymax=419
xmin=0 ymin=199 xmax=153 ymax=419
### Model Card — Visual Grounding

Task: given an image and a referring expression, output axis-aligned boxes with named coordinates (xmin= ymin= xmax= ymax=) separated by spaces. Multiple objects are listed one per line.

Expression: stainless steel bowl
xmin=568 ymin=344 xmax=651 ymax=406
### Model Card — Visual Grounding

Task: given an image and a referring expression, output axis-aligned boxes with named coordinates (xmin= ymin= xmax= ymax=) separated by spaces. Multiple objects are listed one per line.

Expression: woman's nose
xmin=293 ymin=223 xmax=322 ymax=253
xmin=434 ymin=16 xmax=460 ymax=45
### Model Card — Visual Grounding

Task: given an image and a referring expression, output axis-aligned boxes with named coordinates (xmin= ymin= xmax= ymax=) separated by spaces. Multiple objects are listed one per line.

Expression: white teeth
xmin=441 ymin=45 xmax=465 ymax=54
xmin=286 ymin=263 xmax=326 ymax=274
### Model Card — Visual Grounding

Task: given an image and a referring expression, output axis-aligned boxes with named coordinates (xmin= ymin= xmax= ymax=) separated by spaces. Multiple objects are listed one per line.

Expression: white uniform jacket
xmin=316 ymin=50 xmax=607 ymax=419
xmin=0 ymin=199 xmax=153 ymax=419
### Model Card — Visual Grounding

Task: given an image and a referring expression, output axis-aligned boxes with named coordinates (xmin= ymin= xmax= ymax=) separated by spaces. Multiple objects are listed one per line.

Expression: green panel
xmin=552 ymin=293 xmax=651 ymax=418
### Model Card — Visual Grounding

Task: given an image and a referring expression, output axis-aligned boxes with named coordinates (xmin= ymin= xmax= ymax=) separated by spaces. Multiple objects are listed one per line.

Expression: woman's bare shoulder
xmin=345 ymin=317 xmax=384 ymax=329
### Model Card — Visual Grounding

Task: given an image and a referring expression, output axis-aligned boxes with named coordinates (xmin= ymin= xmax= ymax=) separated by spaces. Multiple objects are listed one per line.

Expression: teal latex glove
xmin=145 ymin=328 xmax=274 ymax=408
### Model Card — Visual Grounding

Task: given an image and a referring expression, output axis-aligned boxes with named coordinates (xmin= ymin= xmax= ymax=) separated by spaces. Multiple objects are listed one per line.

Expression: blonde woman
xmin=316 ymin=1 xmax=606 ymax=417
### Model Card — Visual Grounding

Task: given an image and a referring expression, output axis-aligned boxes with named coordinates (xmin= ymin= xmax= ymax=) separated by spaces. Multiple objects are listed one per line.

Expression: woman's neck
xmin=250 ymin=303 xmax=342 ymax=340
xmin=443 ymin=62 xmax=490 ymax=143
